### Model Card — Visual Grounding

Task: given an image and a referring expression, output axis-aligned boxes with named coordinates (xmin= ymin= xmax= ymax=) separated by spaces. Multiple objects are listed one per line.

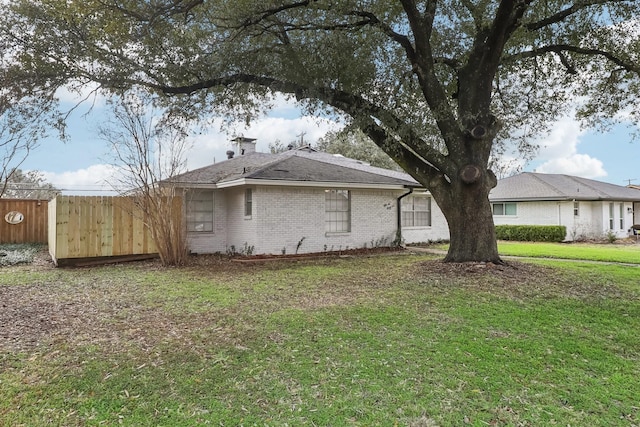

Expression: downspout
xmin=396 ymin=187 xmax=413 ymax=246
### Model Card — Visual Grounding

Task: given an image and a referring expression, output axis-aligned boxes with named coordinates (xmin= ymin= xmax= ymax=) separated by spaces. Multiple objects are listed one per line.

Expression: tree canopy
xmin=1 ymin=169 xmax=59 ymax=200
xmin=316 ymin=129 xmax=401 ymax=171
xmin=2 ymin=0 xmax=639 ymax=262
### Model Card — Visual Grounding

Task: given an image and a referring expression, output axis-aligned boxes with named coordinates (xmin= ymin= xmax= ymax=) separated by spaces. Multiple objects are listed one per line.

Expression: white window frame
xmin=244 ymin=188 xmax=253 ymax=218
xmin=609 ymin=202 xmax=615 ymax=230
xmin=619 ymin=203 xmax=624 ymax=230
xmin=325 ymin=189 xmax=351 ymax=233
xmin=186 ymin=190 xmax=214 ymax=233
xmin=492 ymin=202 xmax=517 ymax=216
xmin=573 ymin=201 xmax=580 ymax=217
xmin=401 ymin=195 xmax=432 ymax=227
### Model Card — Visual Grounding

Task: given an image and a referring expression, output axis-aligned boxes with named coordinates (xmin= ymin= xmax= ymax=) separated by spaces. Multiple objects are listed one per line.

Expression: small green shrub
xmin=495 ymin=225 xmax=566 ymax=242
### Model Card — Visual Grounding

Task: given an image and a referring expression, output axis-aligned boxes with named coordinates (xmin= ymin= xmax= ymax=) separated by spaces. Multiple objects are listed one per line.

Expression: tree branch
xmin=525 ymin=0 xmax=630 ymax=31
xmin=359 ymin=117 xmax=447 ymax=186
xmin=98 ymin=0 xmax=204 ymax=23
xmin=151 ymin=73 xmax=453 ymax=175
xmin=460 ymin=0 xmax=483 ymax=33
xmin=399 ymin=0 xmax=436 ymax=49
xmin=228 ymin=0 xmax=316 ymax=28
xmin=396 ymin=0 xmax=460 ymax=152
xmin=506 ymin=44 xmax=640 ymax=74
xmin=350 ymin=10 xmax=416 ymax=60
xmin=459 ymin=0 xmax=532 ymax=118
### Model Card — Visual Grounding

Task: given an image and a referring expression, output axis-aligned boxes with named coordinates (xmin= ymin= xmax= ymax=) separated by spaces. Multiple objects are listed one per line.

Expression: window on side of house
xmin=187 ymin=190 xmax=214 ymax=232
xmin=619 ymin=203 xmax=624 ymax=230
xmin=573 ymin=201 xmax=579 ymax=217
xmin=401 ymin=196 xmax=432 ymax=227
xmin=492 ymin=202 xmax=517 ymax=216
xmin=325 ymin=189 xmax=351 ymax=233
xmin=609 ymin=202 xmax=615 ymax=230
xmin=244 ymin=188 xmax=253 ymax=217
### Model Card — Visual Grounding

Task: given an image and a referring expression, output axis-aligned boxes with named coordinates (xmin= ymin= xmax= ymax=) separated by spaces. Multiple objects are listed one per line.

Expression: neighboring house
xmin=489 ymin=172 xmax=640 ymax=241
xmin=168 ymin=137 xmax=449 ymax=255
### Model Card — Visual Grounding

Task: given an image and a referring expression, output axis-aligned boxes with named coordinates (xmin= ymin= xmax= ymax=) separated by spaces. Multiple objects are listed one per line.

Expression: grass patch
xmin=497 ymin=241 xmax=640 ymax=264
xmin=1 ymin=253 xmax=639 ymax=426
xmin=428 ymin=241 xmax=640 ymax=264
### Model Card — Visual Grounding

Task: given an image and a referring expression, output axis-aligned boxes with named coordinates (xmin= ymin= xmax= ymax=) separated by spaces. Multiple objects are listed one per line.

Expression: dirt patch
xmin=0 ymin=284 xmax=91 ymax=352
xmin=416 ymin=258 xmax=541 ymax=279
xmin=415 ymin=258 xmax=632 ymax=301
xmin=0 ymin=279 xmax=241 ymax=354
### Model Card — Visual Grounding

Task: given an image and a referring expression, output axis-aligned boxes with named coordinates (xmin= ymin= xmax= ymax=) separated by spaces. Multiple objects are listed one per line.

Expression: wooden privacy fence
xmin=0 ymin=199 xmax=48 ymax=244
xmin=48 ymin=196 xmax=182 ymax=266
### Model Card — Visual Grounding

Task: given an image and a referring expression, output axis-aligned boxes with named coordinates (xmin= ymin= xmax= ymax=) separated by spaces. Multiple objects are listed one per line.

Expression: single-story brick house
xmin=489 ymin=172 xmax=640 ymax=241
xmin=168 ymin=138 xmax=449 ymax=255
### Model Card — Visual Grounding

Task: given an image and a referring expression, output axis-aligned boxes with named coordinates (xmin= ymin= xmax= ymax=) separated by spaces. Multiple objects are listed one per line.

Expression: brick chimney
xmin=231 ymin=137 xmax=257 ymax=155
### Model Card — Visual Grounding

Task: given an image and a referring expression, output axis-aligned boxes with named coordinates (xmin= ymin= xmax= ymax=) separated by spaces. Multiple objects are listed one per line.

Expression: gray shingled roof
xmin=168 ymin=153 xmax=276 ymax=185
xmin=168 ymin=148 xmax=420 ymax=188
xmin=490 ymin=172 xmax=640 ymax=202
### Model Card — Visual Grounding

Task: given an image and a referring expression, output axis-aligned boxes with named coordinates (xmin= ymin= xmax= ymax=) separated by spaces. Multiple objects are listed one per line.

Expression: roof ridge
xmin=288 ymin=150 xmax=415 ymax=180
xmin=527 ymin=172 xmax=565 ymax=197
xmin=259 ymin=155 xmax=419 ymax=183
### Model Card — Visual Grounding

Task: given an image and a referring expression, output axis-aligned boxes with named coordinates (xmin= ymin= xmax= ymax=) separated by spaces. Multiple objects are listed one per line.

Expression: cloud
xmin=185 ymin=114 xmax=341 ymax=170
xmin=536 ymin=154 xmax=607 ymax=178
xmin=40 ymin=164 xmax=121 ymax=195
xmin=535 ymin=116 xmax=585 ymax=158
xmin=531 ymin=114 xmax=608 ymax=179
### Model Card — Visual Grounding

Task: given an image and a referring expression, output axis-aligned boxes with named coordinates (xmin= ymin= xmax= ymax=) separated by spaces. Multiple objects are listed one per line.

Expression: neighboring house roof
xmin=490 ymin=172 xmax=640 ymax=202
xmin=168 ymin=148 xmax=420 ymax=189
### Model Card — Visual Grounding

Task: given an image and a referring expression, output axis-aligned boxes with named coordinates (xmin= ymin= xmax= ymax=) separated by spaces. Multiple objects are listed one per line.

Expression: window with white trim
xmin=325 ymin=189 xmax=351 ymax=233
xmin=609 ymin=202 xmax=615 ymax=230
xmin=401 ymin=196 xmax=431 ymax=227
xmin=187 ymin=190 xmax=214 ymax=232
xmin=244 ymin=188 xmax=253 ymax=217
xmin=492 ymin=202 xmax=517 ymax=216
xmin=573 ymin=201 xmax=580 ymax=217
xmin=619 ymin=203 xmax=624 ymax=230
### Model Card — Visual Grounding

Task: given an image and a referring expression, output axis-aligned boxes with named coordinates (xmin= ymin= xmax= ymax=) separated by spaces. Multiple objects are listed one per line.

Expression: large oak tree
xmin=2 ymin=0 xmax=639 ymax=262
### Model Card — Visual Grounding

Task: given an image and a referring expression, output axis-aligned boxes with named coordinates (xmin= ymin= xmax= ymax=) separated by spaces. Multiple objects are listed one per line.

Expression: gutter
xmin=396 ymin=187 xmax=414 ymax=245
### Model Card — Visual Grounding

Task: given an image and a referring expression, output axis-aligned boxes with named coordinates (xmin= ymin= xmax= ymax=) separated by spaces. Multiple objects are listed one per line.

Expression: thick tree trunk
xmin=431 ymin=171 xmax=502 ymax=264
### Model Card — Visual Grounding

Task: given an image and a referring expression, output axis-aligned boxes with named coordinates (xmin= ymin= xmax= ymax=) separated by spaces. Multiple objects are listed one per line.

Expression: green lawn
xmin=428 ymin=241 xmax=640 ymax=264
xmin=497 ymin=241 xmax=640 ymax=264
xmin=1 ymin=252 xmax=639 ymax=426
